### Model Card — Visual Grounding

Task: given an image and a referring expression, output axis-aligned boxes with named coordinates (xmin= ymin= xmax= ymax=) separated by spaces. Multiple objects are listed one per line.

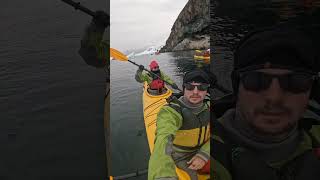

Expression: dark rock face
xmin=161 ymin=0 xmax=210 ymax=52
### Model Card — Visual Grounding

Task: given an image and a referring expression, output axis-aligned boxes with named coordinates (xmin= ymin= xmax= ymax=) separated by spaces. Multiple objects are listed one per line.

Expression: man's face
xmin=237 ymin=68 xmax=312 ymax=136
xmin=184 ymin=82 xmax=208 ymax=105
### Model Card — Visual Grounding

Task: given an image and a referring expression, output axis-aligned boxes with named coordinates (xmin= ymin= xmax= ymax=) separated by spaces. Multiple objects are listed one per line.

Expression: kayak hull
xmin=142 ymin=82 xmax=209 ymax=180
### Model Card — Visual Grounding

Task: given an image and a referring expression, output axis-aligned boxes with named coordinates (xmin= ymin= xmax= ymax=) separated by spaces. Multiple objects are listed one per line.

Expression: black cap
xmin=183 ymin=70 xmax=210 ymax=84
xmin=234 ymin=26 xmax=319 ymax=73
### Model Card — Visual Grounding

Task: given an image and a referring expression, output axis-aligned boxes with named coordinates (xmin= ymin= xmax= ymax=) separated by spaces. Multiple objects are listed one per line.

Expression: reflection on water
xmin=110 ymin=51 xmax=209 ymax=178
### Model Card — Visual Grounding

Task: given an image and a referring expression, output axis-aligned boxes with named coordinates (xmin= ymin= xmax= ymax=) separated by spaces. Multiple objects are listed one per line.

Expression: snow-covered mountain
xmin=135 ymin=45 xmax=163 ymax=56
xmin=121 ymin=45 xmax=164 ymax=59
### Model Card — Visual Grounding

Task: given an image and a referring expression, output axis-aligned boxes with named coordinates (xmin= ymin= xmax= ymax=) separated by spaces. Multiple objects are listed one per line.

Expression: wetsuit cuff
xmin=196 ymin=151 xmax=209 ymax=162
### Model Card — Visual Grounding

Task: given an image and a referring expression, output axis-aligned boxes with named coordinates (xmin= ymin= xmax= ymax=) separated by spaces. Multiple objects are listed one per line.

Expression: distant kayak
xmin=194 ymin=55 xmax=210 ymax=60
xmin=142 ymin=82 xmax=209 ymax=180
xmin=194 ymin=49 xmax=210 ymax=60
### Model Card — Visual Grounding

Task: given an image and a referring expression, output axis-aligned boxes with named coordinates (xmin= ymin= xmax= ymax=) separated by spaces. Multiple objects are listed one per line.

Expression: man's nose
xmin=193 ymin=86 xmax=199 ymax=93
xmin=263 ymin=78 xmax=285 ymax=102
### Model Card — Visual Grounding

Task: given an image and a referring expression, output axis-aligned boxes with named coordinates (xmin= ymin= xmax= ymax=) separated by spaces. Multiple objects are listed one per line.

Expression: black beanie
xmin=232 ymin=26 xmax=319 ymax=94
xmin=183 ymin=70 xmax=210 ymax=84
xmin=234 ymin=26 xmax=318 ymax=72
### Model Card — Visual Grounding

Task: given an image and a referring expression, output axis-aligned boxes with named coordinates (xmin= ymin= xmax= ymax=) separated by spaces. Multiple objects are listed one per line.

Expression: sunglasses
xmin=239 ymin=71 xmax=316 ymax=93
xmin=184 ymin=83 xmax=210 ymax=91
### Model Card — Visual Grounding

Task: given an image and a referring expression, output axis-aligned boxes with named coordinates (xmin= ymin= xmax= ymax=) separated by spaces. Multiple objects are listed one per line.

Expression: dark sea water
xmin=110 ymin=51 xmax=210 ymax=179
xmin=1 ymin=0 xmax=108 ymax=178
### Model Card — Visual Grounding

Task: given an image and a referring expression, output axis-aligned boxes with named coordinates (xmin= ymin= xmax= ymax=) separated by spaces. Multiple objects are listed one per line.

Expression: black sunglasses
xmin=184 ymin=83 xmax=210 ymax=91
xmin=240 ymin=71 xmax=316 ymax=93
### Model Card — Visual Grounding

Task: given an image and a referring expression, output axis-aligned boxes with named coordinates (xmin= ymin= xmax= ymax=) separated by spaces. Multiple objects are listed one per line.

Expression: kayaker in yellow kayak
xmin=135 ymin=60 xmax=179 ymax=95
xmin=195 ymin=49 xmax=210 ymax=57
xmin=203 ymin=49 xmax=210 ymax=57
xmin=148 ymin=70 xmax=210 ymax=180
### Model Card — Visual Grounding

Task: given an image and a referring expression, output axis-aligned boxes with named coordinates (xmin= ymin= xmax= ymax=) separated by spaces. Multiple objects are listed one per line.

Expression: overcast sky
xmin=110 ymin=0 xmax=188 ymax=51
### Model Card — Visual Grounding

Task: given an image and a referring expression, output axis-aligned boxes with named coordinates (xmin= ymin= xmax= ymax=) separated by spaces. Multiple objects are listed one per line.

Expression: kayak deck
xmin=143 ymin=82 xmax=172 ymax=152
xmin=142 ymin=82 xmax=209 ymax=180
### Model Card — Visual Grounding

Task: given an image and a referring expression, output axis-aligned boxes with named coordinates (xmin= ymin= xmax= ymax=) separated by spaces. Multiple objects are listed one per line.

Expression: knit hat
xmin=183 ymin=70 xmax=210 ymax=84
xmin=149 ymin=60 xmax=159 ymax=69
xmin=234 ymin=26 xmax=318 ymax=72
xmin=232 ymin=26 xmax=319 ymax=93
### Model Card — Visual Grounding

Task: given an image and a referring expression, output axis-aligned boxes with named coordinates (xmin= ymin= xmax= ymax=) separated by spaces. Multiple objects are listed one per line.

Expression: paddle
xmin=61 ymin=0 xmax=109 ymax=27
xmin=110 ymin=48 xmax=182 ymax=91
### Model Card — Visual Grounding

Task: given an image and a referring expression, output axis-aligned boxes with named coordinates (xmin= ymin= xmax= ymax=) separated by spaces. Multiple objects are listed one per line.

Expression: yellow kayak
xmin=142 ymin=82 xmax=209 ymax=180
xmin=194 ymin=55 xmax=210 ymax=60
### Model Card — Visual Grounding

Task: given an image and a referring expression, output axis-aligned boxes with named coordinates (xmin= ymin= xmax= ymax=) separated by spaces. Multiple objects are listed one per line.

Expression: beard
xmin=250 ymin=102 xmax=296 ymax=136
xmin=254 ymin=100 xmax=291 ymax=115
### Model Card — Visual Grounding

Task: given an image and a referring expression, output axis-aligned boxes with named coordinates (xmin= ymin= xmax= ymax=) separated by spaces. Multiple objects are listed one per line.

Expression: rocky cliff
xmin=161 ymin=0 xmax=210 ymax=52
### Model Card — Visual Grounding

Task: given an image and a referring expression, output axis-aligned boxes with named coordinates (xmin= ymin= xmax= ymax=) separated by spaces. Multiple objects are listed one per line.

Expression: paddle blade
xmin=110 ymin=48 xmax=128 ymax=61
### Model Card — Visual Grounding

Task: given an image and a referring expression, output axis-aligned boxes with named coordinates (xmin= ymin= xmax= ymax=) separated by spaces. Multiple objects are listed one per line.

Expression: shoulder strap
xmin=165 ymin=96 xmax=182 ymax=114
xmin=166 ymin=103 xmax=182 ymax=115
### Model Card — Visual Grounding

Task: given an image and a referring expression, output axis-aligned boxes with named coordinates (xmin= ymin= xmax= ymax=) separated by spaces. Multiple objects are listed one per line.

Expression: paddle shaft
xmin=61 ymin=0 xmax=96 ymax=17
xmin=127 ymin=60 xmax=182 ymax=91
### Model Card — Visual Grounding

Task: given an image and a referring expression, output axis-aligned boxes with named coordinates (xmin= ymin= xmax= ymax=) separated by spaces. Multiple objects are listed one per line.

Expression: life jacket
xmin=149 ymin=79 xmax=164 ymax=90
xmin=148 ymin=71 xmax=165 ymax=90
xmin=212 ymin=119 xmax=320 ymax=180
xmin=166 ymin=98 xmax=210 ymax=150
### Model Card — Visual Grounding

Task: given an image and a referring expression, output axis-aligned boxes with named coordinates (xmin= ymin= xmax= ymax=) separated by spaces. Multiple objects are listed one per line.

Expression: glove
xmin=139 ymin=65 xmax=144 ymax=71
xmin=93 ymin=10 xmax=110 ymax=28
xmin=171 ymin=83 xmax=179 ymax=90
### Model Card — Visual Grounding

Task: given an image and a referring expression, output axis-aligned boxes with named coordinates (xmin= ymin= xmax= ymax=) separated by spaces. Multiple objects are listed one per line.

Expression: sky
xmin=110 ymin=0 xmax=188 ymax=52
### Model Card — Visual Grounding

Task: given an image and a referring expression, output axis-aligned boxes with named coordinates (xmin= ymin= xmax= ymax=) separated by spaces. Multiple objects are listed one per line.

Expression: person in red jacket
xmin=135 ymin=60 xmax=179 ymax=95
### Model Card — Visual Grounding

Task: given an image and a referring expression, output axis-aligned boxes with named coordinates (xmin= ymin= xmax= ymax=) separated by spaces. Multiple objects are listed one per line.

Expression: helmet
xmin=149 ymin=60 xmax=159 ymax=69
